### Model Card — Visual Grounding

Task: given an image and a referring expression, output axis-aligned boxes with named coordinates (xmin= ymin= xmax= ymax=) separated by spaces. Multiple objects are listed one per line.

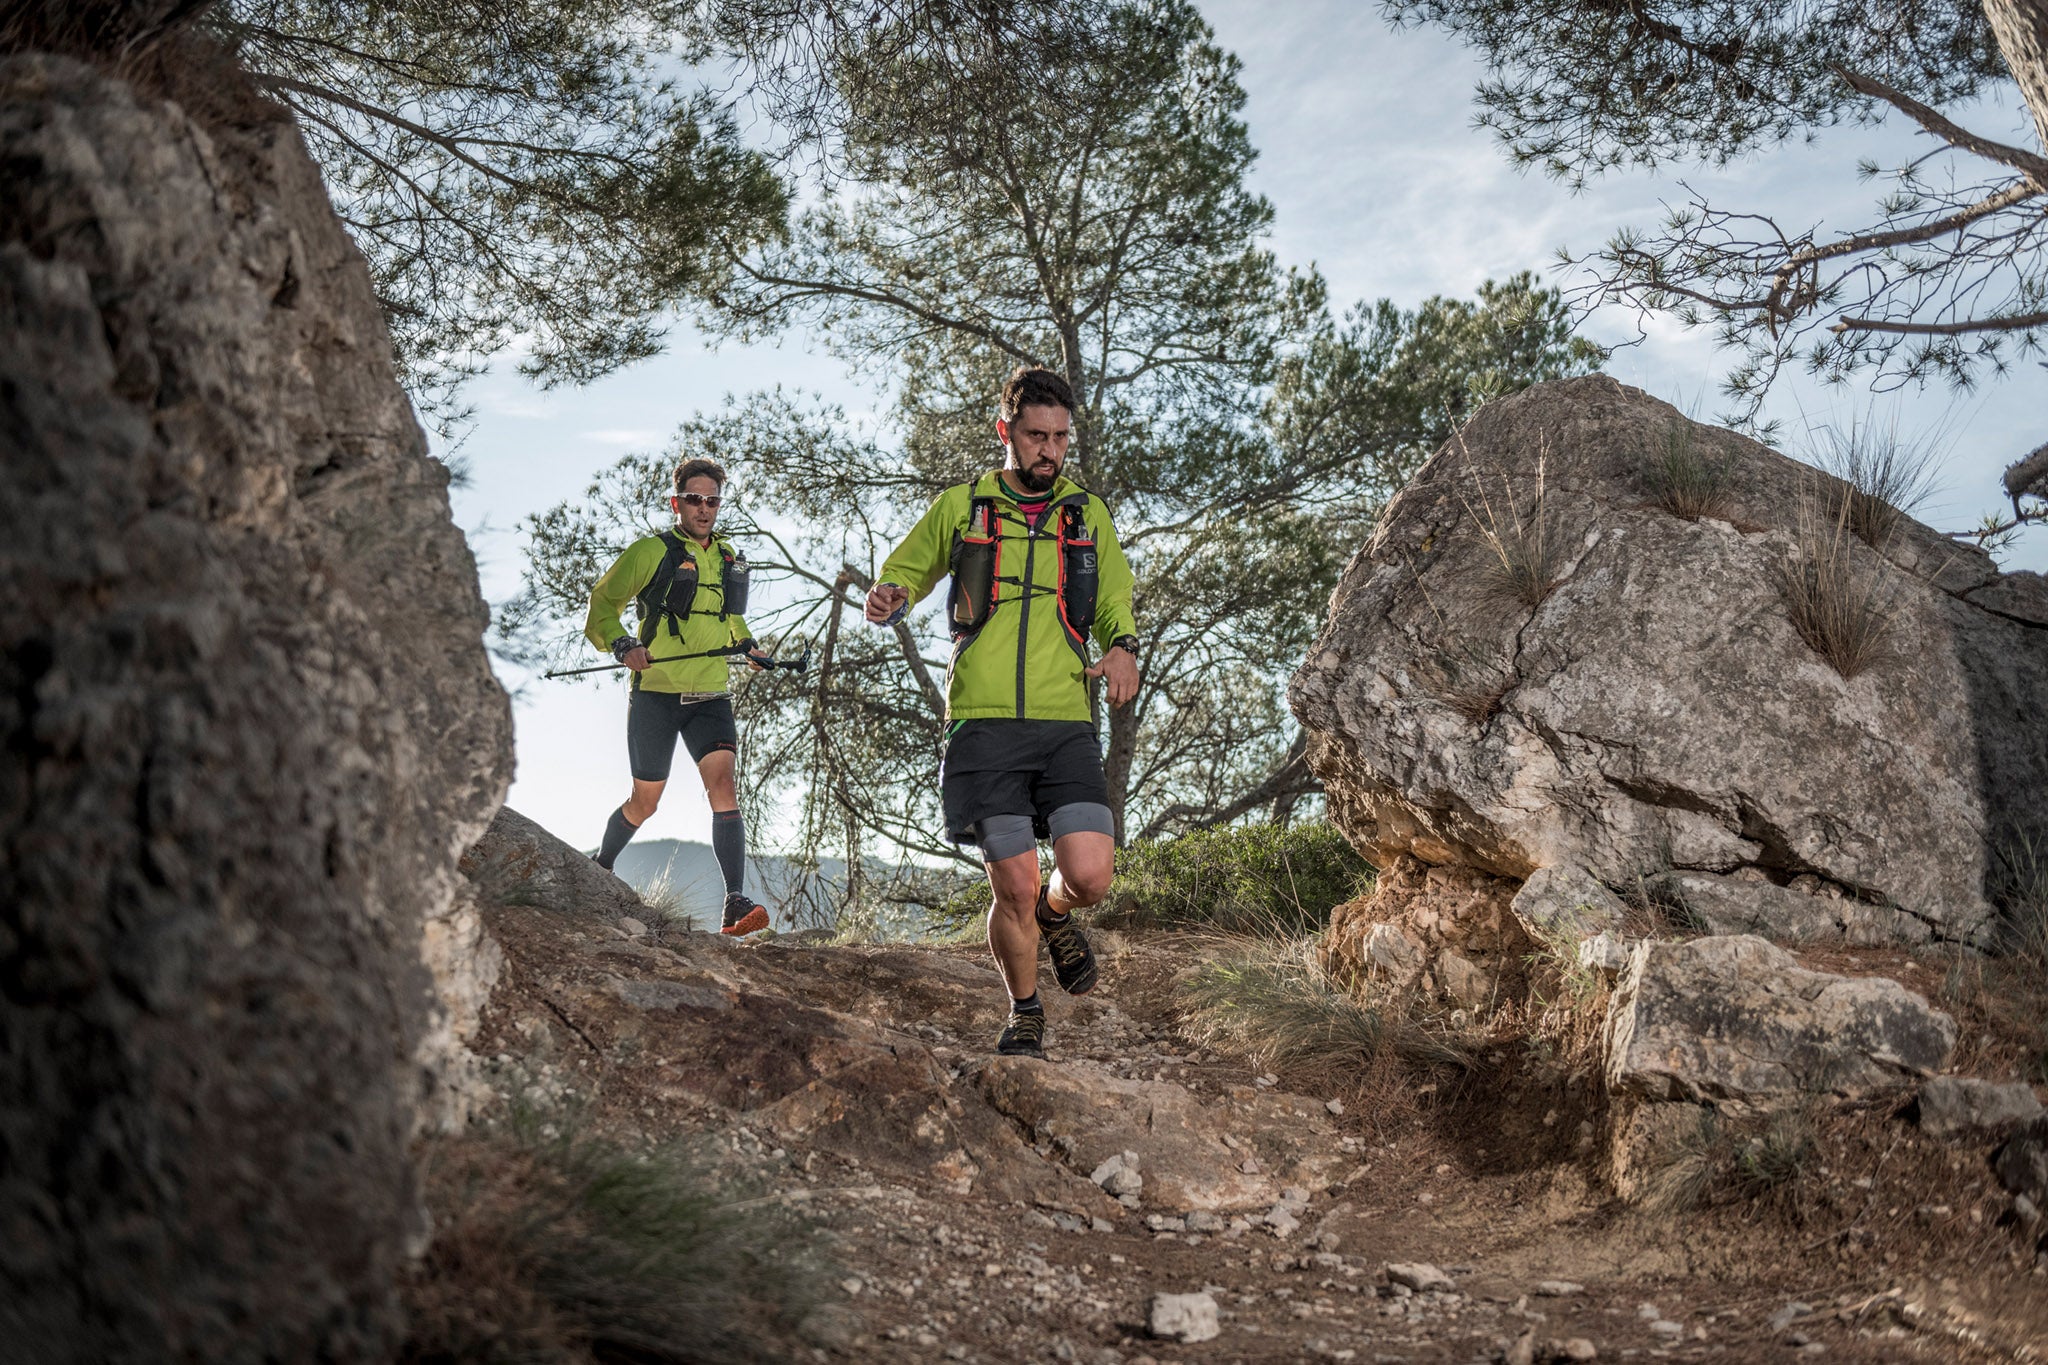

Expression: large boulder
xmin=1605 ymin=936 xmax=1955 ymax=1107
xmin=0 ymin=43 xmax=510 ymax=1363
xmin=1290 ymin=376 xmax=2048 ymax=946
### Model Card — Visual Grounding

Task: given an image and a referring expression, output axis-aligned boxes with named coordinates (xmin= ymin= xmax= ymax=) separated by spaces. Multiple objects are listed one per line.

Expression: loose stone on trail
xmin=1147 ymin=1291 xmax=1221 ymax=1343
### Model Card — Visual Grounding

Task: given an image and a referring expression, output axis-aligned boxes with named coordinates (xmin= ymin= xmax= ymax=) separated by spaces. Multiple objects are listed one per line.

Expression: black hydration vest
xmin=634 ymin=532 xmax=748 ymax=647
xmin=947 ymin=488 xmax=1098 ymax=660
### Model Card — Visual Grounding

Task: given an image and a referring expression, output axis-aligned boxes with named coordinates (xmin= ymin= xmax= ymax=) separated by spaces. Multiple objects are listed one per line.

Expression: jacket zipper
xmin=1015 ymin=515 xmax=1037 ymax=719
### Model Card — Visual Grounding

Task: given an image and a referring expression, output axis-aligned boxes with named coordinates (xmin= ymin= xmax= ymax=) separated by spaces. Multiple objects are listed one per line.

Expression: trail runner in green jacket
xmin=585 ymin=456 xmax=775 ymax=935
xmin=866 ymin=367 xmax=1139 ymax=1058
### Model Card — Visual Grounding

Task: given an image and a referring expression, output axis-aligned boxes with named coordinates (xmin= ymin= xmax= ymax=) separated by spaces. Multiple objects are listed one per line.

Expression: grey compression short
xmin=974 ymin=802 xmax=1115 ymax=863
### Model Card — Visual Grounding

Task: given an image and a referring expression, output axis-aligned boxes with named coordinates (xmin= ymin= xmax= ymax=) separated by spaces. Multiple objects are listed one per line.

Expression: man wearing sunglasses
xmin=865 ymin=367 xmax=1139 ymax=1058
xmin=584 ymin=457 xmax=775 ymax=935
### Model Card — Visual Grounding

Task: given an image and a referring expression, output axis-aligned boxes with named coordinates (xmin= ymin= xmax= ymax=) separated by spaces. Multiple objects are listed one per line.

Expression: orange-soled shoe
xmin=720 ymin=895 xmax=770 ymax=936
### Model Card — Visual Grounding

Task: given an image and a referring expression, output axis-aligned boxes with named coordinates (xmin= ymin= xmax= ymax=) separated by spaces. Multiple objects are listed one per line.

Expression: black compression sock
xmin=596 ymin=805 xmax=640 ymax=871
xmin=1011 ymin=992 xmax=1043 ymax=1015
xmin=711 ymin=808 xmax=746 ymax=895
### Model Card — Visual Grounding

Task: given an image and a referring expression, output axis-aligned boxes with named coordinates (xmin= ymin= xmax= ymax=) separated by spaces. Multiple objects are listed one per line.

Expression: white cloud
xmin=580 ymin=428 xmax=661 ymax=448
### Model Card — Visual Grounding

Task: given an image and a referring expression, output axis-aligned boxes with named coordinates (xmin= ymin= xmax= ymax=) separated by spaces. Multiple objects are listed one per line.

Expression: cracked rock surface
xmin=1290 ymin=376 xmax=2048 ymax=946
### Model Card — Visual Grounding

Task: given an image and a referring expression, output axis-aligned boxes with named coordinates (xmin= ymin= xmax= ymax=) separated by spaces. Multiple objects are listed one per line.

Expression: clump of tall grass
xmin=1804 ymin=411 xmax=1944 ymax=548
xmin=636 ymin=871 xmax=697 ymax=932
xmin=404 ymin=1120 xmax=828 ymax=1363
xmin=1637 ymin=1105 xmax=1818 ymax=1216
xmin=1100 ymin=821 xmax=1375 ymax=938
xmin=1642 ymin=423 xmax=1738 ymax=522
xmin=1780 ymin=483 xmax=1902 ymax=679
xmin=1178 ymin=938 xmax=1469 ymax=1097
xmin=1463 ymin=452 xmax=1568 ymax=608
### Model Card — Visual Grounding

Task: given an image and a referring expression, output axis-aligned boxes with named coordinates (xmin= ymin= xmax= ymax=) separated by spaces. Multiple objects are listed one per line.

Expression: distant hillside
xmin=610 ymin=839 xmax=938 ymax=935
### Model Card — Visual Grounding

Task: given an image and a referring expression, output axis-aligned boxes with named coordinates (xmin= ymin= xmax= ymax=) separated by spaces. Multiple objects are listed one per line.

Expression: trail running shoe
xmin=720 ymin=894 xmax=770 ymax=936
xmin=1037 ymin=886 xmax=1098 ymax=995
xmin=997 ymin=1009 xmax=1047 ymax=1058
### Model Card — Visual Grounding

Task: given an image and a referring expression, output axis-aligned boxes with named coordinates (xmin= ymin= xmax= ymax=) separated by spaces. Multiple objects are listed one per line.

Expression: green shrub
xmin=403 ymin=1121 xmax=828 ymax=1363
xmin=1102 ymin=821 xmax=1374 ymax=937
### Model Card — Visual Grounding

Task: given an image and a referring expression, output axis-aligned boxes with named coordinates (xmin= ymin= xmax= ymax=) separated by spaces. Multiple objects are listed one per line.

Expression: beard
xmin=1015 ymin=460 xmax=1058 ymax=494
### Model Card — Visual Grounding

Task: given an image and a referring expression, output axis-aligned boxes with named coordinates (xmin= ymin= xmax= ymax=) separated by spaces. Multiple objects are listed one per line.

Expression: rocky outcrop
xmin=1918 ymin=1077 xmax=2042 ymax=1140
xmin=1319 ymin=854 xmax=1534 ymax=1011
xmin=1604 ymin=937 xmax=1955 ymax=1108
xmin=1290 ymin=375 xmax=2048 ymax=946
xmin=1642 ymin=869 xmax=1931 ymax=945
xmin=462 ymin=804 xmax=647 ymax=922
xmin=0 ymin=44 xmax=509 ymax=1363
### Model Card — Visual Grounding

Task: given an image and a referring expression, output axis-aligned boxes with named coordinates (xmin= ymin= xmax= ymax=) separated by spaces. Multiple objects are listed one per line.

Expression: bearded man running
xmin=866 ymin=367 xmax=1139 ymax=1058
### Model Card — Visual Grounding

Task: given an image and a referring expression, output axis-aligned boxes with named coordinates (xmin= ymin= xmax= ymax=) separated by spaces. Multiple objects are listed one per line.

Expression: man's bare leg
xmin=985 ymin=848 xmax=1043 ymax=1002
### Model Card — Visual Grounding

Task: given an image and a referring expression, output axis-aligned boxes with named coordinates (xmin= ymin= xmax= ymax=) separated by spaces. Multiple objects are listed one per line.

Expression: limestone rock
xmin=1386 ymin=1262 xmax=1456 ymax=1293
xmin=0 ymin=47 xmax=509 ymax=1363
xmin=462 ymin=805 xmax=646 ymax=923
xmin=1995 ymin=1115 xmax=2048 ymax=1206
xmin=1148 ymin=1291 xmax=1221 ymax=1343
xmin=1320 ymin=854 xmax=1534 ymax=1010
xmin=1917 ymin=1077 xmax=2042 ymax=1139
xmin=1644 ymin=870 xmax=1930 ymax=946
xmin=1512 ymin=864 xmax=1628 ymax=943
xmin=1605 ymin=936 xmax=1955 ymax=1105
xmin=1291 ymin=375 xmax=2048 ymax=946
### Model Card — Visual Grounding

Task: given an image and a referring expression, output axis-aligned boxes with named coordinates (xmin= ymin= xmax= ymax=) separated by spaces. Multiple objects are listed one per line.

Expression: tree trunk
xmin=1103 ymin=694 xmax=1140 ymax=845
xmin=1984 ymin=0 xmax=2048 ymax=162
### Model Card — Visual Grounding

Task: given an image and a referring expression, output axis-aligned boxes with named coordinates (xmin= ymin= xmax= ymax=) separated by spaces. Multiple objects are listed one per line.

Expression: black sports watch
xmin=1109 ymin=634 xmax=1139 ymax=657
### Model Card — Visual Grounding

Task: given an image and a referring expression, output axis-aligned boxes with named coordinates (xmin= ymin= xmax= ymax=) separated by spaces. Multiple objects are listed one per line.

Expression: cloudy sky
xmin=447 ymin=1 xmax=2044 ymax=853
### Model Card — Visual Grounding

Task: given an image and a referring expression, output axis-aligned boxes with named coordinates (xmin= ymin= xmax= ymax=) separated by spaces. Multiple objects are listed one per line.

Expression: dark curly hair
xmin=673 ymin=457 xmax=727 ymax=494
xmin=999 ymin=366 xmax=1075 ymax=422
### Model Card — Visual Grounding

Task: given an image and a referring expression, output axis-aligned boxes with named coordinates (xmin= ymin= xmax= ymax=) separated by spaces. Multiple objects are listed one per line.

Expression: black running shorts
xmin=940 ymin=719 xmax=1110 ymax=847
xmin=627 ymin=692 xmax=738 ymax=781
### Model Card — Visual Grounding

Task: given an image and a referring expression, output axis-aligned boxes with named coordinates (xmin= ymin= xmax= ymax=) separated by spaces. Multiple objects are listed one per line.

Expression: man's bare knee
xmin=1061 ymin=867 xmax=1112 ymax=907
xmin=623 ymin=780 xmax=665 ymax=826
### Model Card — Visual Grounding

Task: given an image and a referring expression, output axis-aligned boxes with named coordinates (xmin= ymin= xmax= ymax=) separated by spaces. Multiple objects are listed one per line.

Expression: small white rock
xmin=618 ymin=916 xmax=648 ymax=937
xmin=1649 ymin=1320 xmax=1684 ymax=1340
xmin=1384 ymin=1262 xmax=1455 ymax=1294
xmin=1148 ymin=1291 xmax=1220 ymax=1343
xmin=1326 ymin=1098 xmax=1345 ymax=1115
xmin=1535 ymin=1280 xmax=1585 ymax=1297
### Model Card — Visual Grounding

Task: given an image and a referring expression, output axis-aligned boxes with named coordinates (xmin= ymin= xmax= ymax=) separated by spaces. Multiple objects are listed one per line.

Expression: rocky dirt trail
xmin=452 ymin=828 xmax=2046 ymax=1364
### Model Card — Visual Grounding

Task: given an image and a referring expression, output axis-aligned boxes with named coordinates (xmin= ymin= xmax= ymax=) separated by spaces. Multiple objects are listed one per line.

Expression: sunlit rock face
xmin=1292 ymin=375 xmax=2048 ymax=948
xmin=0 ymin=46 xmax=510 ymax=1362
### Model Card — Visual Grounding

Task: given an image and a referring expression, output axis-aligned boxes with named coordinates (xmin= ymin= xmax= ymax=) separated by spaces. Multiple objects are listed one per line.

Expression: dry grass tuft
xmin=1780 ymin=483 xmax=1902 ymax=679
xmin=1638 ymin=1105 xmax=1819 ymax=1217
xmin=1938 ymin=835 xmax=2048 ymax=1083
xmin=1806 ymin=413 xmax=1944 ymax=548
xmin=1177 ymin=937 xmax=1469 ymax=1108
xmin=636 ymin=872 xmax=698 ymax=933
xmin=1463 ymin=452 xmax=1568 ymax=609
xmin=1643 ymin=423 xmax=1738 ymax=522
xmin=404 ymin=1120 xmax=827 ymax=1364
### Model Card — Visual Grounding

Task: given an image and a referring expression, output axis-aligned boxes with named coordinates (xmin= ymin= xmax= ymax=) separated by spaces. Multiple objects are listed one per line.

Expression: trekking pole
xmin=542 ymin=642 xmax=812 ymax=680
xmin=542 ymin=643 xmax=749 ymax=679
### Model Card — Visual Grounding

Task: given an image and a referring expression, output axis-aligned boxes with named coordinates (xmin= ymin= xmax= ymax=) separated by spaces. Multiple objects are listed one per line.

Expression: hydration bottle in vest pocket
xmin=1057 ymin=503 xmax=1097 ymax=650
xmin=721 ymin=552 xmax=750 ymax=618
xmin=948 ymin=497 xmax=999 ymax=638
